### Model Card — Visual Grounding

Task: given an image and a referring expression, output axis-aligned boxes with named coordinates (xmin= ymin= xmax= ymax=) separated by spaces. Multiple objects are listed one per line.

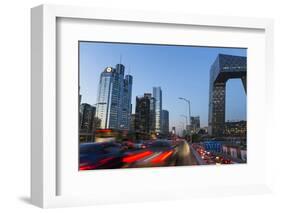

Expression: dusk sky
xmin=79 ymin=42 xmax=246 ymax=131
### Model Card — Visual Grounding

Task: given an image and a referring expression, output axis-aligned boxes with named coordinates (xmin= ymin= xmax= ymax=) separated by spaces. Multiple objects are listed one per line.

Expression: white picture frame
xmin=31 ymin=4 xmax=274 ymax=208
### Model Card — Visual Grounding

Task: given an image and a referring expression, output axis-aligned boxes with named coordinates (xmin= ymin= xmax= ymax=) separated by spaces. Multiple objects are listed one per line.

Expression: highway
xmin=80 ymin=139 xmax=199 ymax=170
xmin=175 ymin=141 xmax=198 ymax=166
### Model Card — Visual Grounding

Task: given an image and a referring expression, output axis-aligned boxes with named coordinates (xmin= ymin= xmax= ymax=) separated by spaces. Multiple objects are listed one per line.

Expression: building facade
xmin=208 ymin=54 xmax=247 ymax=136
xmin=149 ymin=95 xmax=156 ymax=133
xmin=120 ymin=75 xmax=133 ymax=129
xmin=190 ymin=116 xmax=200 ymax=133
xmin=80 ymin=103 xmax=99 ymax=142
xmin=95 ymin=64 xmax=132 ymax=130
xmin=224 ymin=120 xmax=246 ymax=137
xmin=135 ymin=95 xmax=151 ymax=134
xmin=162 ymin=110 xmax=169 ymax=136
xmin=130 ymin=114 xmax=136 ymax=131
xmin=80 ymin=103 xmax=96 ymax=132
xmin=153 ymin=87 xmax=162 ymax=134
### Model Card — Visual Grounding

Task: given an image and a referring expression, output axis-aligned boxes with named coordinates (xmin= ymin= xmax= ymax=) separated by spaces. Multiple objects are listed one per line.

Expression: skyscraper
xmin=208 ymin=54 xmax=246 ymax=136
xmin=190 ymin=116 xmax=200 ymax=133
xmin=162 ymin=110 xmax=169 ymax=136
xmin=80 ymin=103 xmax=99 ymax=142
xmin=172 ymin=126 xmax=176 ymax=135
xmin=95 ymin=64 xmax=132 ymax=129
xmin=120 ymin=75 xmax=133 ymax=129
xmin=130 ymin=114 xmax=136 ymax=131
xmin=149 ymin=95 xmax=156 ymax=133
xmin=135 ymin=95 xmax=151 ymax=134
xmin=153 ymin=87 xmax=162 ymax=134
xmin=80 ymin=103 xmax=96 ymax=132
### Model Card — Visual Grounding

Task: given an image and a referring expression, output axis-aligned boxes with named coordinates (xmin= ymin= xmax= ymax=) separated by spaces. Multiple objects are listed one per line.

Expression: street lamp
xmin=179 ymin=97 xmax=192 ymax=143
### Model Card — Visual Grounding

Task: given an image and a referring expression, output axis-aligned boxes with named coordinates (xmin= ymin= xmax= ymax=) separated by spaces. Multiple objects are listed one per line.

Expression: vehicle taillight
xmin=151 ymin=150 xmax=173 ymax=163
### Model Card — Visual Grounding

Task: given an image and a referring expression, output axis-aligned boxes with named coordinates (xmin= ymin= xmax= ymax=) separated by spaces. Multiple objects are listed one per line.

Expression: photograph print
xmin=79 ymin=41 xmax=247 ymax=171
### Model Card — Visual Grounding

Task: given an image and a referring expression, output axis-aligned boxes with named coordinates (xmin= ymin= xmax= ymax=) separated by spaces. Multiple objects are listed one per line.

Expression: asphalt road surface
xmin=175 ymin=141 xmax=198 ymax=166
xmin=80 ymin=140 xmax=199 ymax=170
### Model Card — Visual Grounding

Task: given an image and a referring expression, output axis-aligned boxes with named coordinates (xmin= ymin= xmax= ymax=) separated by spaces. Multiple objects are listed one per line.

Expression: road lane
xmin=176 ymin=141 xmax=198 ymax=166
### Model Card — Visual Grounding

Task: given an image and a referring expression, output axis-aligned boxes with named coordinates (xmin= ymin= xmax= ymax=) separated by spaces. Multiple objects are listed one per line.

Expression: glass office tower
xmin=162 ymin=110 xmax=169 ymax=136
xmin=153 ymin=87 xmax=162 ymax=134
xmin=135 ymin=95 xmax=151 ymax=134
xmin=96 ymin=64 xmax=132 ymax=129
xmin=120 ymin=75 xmax=133 ymax=129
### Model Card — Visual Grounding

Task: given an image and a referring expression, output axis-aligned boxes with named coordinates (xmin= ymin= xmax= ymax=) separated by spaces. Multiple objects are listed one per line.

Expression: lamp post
xmin=179 ymin=97 xmax=192 ymax=143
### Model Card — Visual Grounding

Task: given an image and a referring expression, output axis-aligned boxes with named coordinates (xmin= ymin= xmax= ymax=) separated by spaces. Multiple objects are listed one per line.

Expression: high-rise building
xmin=172 ymin=126 xmax=176 ymax=135
xmin=80 ymin=103 xmax=99 ymax=142
xmin=95 ymin=64 xmax=132 ymax=129
xmin=162 ymin=110 xmax=169 ymax=136
xmin=135 ymin=95 xmax=151 ymax=134
xmin=120 ymin=75 xmax=133 ymax=129
xmin=149 ymin=96 xmax=156 ymax=133
xmin=79 ymin=86 xmax=82 ymax=106
xmin=153 ymin=87 xmax=162 ymax=133
xmin=130 ymin=114 xmax=136 ymax=131
xmin=142 ymin=93 xmax=156 ymax=133
xmin=208 ymin=54 xmax=246 ymax=136
xmin=80 ymin=103 xmax=96 ymax=132
xmin=190 ymin=116 xmax=200 ymax=133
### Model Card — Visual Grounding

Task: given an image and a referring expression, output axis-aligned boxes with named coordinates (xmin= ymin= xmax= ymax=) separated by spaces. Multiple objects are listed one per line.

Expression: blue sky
xmin=79 ymin=42 xmax=246 ymax=131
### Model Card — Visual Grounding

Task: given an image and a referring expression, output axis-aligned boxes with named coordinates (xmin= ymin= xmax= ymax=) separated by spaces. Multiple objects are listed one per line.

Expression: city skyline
xmin=79 ymin=42 xmax=247 ymax=170
xmin=79 ymin=42 xmax=247 ymax=131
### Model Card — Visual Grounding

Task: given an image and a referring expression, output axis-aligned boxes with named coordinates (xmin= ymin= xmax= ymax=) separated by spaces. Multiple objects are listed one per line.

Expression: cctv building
xmin=208 ymin=54 xmax=247 ymax=136
xmin=95 ymin=64 xmax=133 ymax=130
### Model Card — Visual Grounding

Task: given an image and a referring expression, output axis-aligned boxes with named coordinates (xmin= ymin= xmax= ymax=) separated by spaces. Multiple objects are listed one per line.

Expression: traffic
xmin=79 ymin=139 xmax=188 ymax=170
xmin=79 ymin=129 xmax=239 ymax=170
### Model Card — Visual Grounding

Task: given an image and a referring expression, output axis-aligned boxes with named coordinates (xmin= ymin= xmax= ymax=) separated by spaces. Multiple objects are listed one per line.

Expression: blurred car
xmin=79 ymin=142 xmax=125 ymax=170
xmin=134 ymin=140 xmax=147 ymax=149
xmin=121 ymin=140 xmax=136 ymax=150
xmin=150 ymin=141 xmax=173 ymax=149
xmin=122 ymin=140 xmax=178 ymax=168
xmin=143 ymin=140 xmax=154 ymax=147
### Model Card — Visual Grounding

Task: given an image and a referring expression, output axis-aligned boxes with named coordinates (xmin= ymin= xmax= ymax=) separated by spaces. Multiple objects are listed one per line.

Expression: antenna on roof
xmin=119 ymin=54 xmax=122 ymax=64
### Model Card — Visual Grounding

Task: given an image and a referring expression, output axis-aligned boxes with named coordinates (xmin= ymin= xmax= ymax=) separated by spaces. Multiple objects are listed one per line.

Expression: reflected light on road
xmin=122 ymin=151 xmax=153 ymax=163
xmin=80 ymin=165 xmax=97 ymax=170
xmin=151 ymin=150 xmax=173 ymax=163
xmin=185 ymin=143 xmax=191 ymax=155
xmin=143 ymin=152 xmax=161 ymax=163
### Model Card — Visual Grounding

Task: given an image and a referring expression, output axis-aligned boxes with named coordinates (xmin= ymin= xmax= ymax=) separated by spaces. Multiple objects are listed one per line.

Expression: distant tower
xmin=135 ymin=94 xmax=151 ymax=134
xmin=190 ymin=116 xmax=200 ymax=133
xmin=120 ymin=74 xmax=133 ymax=129
xmin=162 ymin=110 xmax=169 ymax=136
xmin=153 ymin=87 xmax=162 ymax=134
xmin=172 ymin=126 xmax=176 ymax=135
